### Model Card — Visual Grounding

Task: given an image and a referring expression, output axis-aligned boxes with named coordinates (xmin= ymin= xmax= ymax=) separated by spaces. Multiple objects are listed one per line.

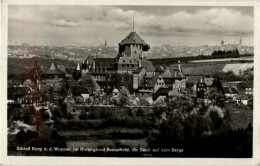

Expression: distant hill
xmin=8 ymin=57 xmax=77 ymax=75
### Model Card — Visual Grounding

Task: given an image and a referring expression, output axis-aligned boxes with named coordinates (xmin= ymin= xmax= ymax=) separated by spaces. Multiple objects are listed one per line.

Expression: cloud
xmin=137 ymin=8 xmax=253 ymax=37
xmin=48 ymin=19 xmax=80 ymax=27
xmin=8 ymin=6 xmax=254 ymax=46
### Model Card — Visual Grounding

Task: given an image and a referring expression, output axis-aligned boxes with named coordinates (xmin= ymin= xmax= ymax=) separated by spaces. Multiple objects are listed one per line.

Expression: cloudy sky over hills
xmin=8 ymin=5 xmax=254 ymax=47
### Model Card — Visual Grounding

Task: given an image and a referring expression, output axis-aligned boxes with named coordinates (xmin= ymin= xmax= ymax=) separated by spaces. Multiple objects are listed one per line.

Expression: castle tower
xmin=117 ymin=19 xmax=150 ymax=61
xmin=73 ymin=62 xmax=81 ymax=80
xmin=105 ymin=39 xmax=107 ymax=47
xmin=239 ymin=38 xmax=242 ymax=47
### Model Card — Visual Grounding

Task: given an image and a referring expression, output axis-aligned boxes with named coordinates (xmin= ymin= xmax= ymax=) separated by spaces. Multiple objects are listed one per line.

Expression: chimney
xmin=138 ymin=60 xmax=142 ymax=67
xmin=174 ymin=70 xmax=177 ymax=77
xmin=200 ymin=77 xmax=203 ymax=83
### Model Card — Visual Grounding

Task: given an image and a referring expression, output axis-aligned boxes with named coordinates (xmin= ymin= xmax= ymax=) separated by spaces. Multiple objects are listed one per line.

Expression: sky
xmin=8 ymin=5 xmax=254 ymax=47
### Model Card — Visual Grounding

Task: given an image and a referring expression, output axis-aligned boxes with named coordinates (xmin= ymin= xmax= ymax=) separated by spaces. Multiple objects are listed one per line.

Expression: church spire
xmin=133 ymin=16 xmax=135 ymax=32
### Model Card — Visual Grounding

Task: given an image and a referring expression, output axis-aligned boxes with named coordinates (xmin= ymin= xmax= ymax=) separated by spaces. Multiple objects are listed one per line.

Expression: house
xmin=241 ymin=82 xmax=253 ymax=95
xmin=152 ymin=86 xmax=171 ymax=101
xmin=155 ymin=66 xmax=165 ymax=75
xmin=70 ymin=86 xmax=90 ymax=102
xmin=223 ymin=87 xmax=238 ymax=98
xmin=154 ymin=75 xmax=166 ymax=92
xmin=8 ymin=87 xmax=41 ymax=107
xmin=222 ymin=81 xmax=244 ymax=94
xmin=41 ymin=61 xmax=66 ymax=92
xmin=223 ymin=81 xmax=253 ymax=95
xmin=162 ymin=62 xmax=186 ymax=90
xmin=8 ymin=80 xmax=22 ymax=87
xmin=235 ymin=95 xmax=249 ymax=105
xmin=23 ymin=79 xmax=34 ymax=88
xmin=112 ymin=88 xmax=119 ymax=98
xmin=196 ymin=77 xmax=214 ymax=98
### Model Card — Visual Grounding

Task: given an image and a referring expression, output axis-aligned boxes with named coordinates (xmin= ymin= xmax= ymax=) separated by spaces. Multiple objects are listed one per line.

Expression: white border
xmin=1 ymin=0 xmax=260 ymax=165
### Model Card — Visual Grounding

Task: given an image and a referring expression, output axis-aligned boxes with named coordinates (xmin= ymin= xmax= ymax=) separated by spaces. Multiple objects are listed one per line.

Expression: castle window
xmin=127 ymin=65 xmax=129 ymax=67
xmin=135 ymin=51 xmax=137 ymax=54
xmin=123 ymin=60 xmax=125 ymax=63
xmin=132 ymin=65 xmax=134 ymax=67
xmin=122 ymin=65 xmax=124 ymax=67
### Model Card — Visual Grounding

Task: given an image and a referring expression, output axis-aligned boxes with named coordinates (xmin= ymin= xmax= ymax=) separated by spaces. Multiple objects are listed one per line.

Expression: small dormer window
xmin=123 ymin=60 xmax=125 ymax=63
xmin=129 ymin=60 xmax=132 ymax=63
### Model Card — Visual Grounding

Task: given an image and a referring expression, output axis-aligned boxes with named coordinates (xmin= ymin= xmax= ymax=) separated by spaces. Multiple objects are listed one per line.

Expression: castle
xmin=72 ymin=29 xmax=186 ymax=99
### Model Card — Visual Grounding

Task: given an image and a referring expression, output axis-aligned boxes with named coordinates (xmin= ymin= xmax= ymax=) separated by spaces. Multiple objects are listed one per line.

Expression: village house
xmin=223 ymin=81 xmax=253 ymax=95
xmin=241 ymin=82 xmax=253 ymax=95
xmin=41 ymin=61 xmax=66 ymax=93
xmin=8 ymin=87 xmax=41 ymax=107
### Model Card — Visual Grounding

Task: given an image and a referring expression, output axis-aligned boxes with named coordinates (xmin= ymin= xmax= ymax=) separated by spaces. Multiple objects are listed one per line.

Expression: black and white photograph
xmin=2 ymin=1 xmax=259 ymax=163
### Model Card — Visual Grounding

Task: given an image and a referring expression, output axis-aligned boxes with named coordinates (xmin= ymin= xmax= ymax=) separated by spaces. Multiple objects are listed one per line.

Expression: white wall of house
xmin=154 ymin=78 xmax=165 ymax=92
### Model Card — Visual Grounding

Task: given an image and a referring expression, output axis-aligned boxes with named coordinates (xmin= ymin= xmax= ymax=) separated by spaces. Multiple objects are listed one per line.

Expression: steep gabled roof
xmin=162 ymin=68 xmax=173 ymax=78
xmin=94 ymin=58 xmax=117 ymax=69
xmin=167 ymin=66 xmax=185 ymax=78
xmin=241 ymin=82 xmax=253 ymax=89
xmin=133 ymin=67 xmax=145 ymax=74
xmin=71 ymin=86 xmax=90 ymax=96
xmin=42 ymin=61 xmax=65 ymax=75
xmin=141 ymin=61 xmax=155 ymax=72
xmin=120 ymin=32 xmax=149 ymax=46
xmin=155 ymin=66 xmax=165 ymax=73
xmin=223 ymin=87 xmax=238 ymax=94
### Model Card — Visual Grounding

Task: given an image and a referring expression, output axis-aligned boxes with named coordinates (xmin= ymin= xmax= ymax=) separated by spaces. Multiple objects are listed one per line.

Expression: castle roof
xmin=119 ymin=32 xmax=150 ymax=51
xmin=42 ymin=61 xmax=65 ymax=75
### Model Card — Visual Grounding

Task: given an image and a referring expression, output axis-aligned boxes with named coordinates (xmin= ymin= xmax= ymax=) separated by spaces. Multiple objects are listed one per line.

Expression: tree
xmin=111 ymin=73 xmax=122 ymax=90
xmin=122 ymin=73 xmax=134 ymax=93
xmin=79 ymin=111 xmax=87 ymax=120
xmin=78 ymin=74 xmax=99 ymax=94
xmin=139 ymin=96 xmax=150 ymax=106
xmin=119 ymin=86 xmax=131 ymax=106
xmin=60 ymin=103 xmax=67 ymax=115
xmin=209 ymin=111 xmax=223 ymax=130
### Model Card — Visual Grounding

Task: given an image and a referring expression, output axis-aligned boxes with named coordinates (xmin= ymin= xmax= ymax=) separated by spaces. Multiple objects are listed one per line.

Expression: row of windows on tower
xmin=131 ymin=45 xmax=142 ymax=49
xmin=122 ymin=59 xmax=134 ymax=63
xmin=121 ymin=64 xmax=135 ymax=67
